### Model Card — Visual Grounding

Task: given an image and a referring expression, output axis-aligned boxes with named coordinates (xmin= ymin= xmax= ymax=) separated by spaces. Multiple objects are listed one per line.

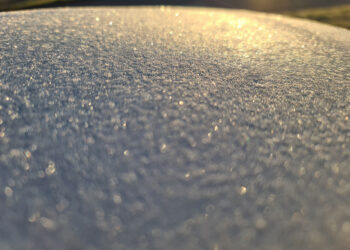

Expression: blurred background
xmin=0 ymin=0 xmax=350 ymax=29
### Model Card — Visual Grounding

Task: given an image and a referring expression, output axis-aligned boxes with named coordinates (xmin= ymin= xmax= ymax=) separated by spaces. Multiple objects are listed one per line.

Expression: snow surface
xmin=0 ymin=7 xmax=350 ymax=250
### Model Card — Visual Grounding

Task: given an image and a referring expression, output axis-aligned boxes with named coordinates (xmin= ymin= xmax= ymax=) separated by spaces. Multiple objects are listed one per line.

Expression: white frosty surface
xmin=0 ymin=7 xmax=350 ymax=250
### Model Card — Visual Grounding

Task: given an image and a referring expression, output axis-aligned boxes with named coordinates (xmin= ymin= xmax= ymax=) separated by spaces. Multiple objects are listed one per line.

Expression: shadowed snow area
xmin=0 ymin=7 xmax=350 ymax=250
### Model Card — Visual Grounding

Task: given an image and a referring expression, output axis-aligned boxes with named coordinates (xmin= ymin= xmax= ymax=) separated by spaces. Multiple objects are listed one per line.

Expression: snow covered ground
xmin=0 ymin=7 xmax=349 ymax=250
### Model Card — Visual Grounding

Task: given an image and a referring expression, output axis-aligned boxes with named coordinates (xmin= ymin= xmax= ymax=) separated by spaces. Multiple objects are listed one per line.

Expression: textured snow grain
xmin=0 ymin=7 xmax=350 ymax=250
